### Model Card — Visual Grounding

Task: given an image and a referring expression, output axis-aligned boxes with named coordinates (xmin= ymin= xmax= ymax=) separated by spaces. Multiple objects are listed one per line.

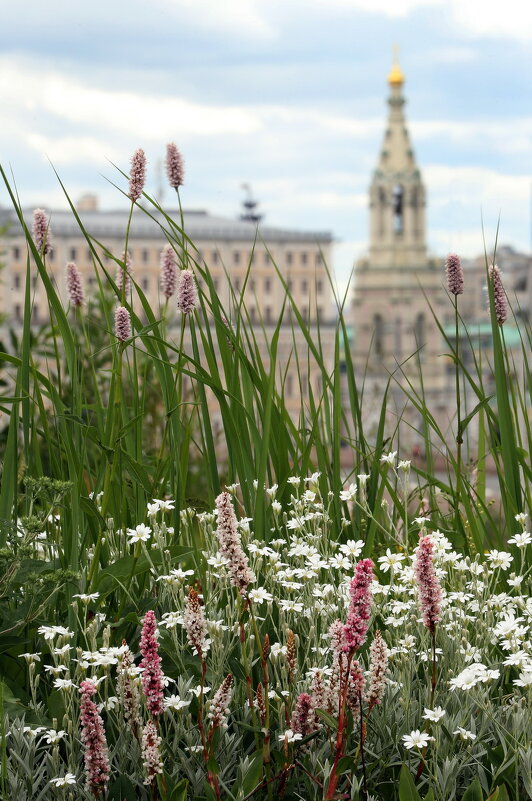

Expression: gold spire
xmin=388 ymin=45 xmax=404 ymax=87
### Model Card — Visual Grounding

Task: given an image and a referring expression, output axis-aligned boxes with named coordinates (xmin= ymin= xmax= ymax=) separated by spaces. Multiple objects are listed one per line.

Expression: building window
xmin=286 ymin=252 xmax=293 ymax=265
xmin=316 ymin=280 xmax=323 ymax=293
xmin=264 ymin=252 xmax=270 ymax=264
xmin=15 ymin=304 xmax=22 ymax=322
xmin=374 ymin=313 xmax=384 ymax=357
xmin=302 ymin=279 xmax=308 ymax=294
xmin=265 ymin=306 xmax=272 ymax=323
xmin=317 ymin=306 xmax=323 ymax=319
xmin=234 ymin=278 xmax=241 ymax=292
xmin=315 ymin=253 xmax=322 ymax=265
xmin=213 ymin=278 xmax=219 ymax=291
xmin=414 ymin=313 xmax=425 ymax=354
xmin=286 ymin=373 xmax=293 ymax=397
xmin=233 ymin=251 xmax=240 ymax=264
xmin=287 ymin=279 xmax=293 ymax=291
xmin=392 ymin=185 xmax=404 ymax=234
xmin=89 ymin=276 xmax=97 ymax=286
xmin=33 ymin=305 xmax=39 ymax=323
xmin=250 ymin=279 xmax=256 ymax=291
xmin=142 ymin=277 xmax=149 ymax=291
xmin=69 ymin=247 xmax=77 ymax=261
xmin=250 ymin=307 xmax=256 ymax=322
xmin=14 ymin=274 xmax=21 ymax=289
xmin=141 ymin=249 xmax=149 ymax=263
xmin=212 ymin=251 xmax=219 ymax=264
xmin=32 ymin=275 xmax=38 ymax=289
xmin=13 ymin=246 xmax=20 ymax=260
xmin=301 ymin=252 xmax=308 ymax=265
xmin=265 ymin=278 xmax=271 ymax=293
xmin=87 ymin=248 xmax=92 ymax=262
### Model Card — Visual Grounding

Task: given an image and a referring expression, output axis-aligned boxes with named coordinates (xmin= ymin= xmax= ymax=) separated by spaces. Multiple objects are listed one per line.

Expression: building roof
xmin=0 ymin=206 xmax=332 ymax=245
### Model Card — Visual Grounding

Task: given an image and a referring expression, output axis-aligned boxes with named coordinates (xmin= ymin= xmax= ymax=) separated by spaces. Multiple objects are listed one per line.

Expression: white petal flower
xmin=401 ymin=730 xmax=433 ymax=749
xmin=279 ymin=729 xmax=303 ymax=744
xmin=453 ymin=727 xmax=476 ymax=741
xmin=49 ymin=773 xmax=76 ymax=787
xmin=422 ymin=706 xmax=446 ymax=722
xmin=126 ymin=524 xmax=152 ymax=543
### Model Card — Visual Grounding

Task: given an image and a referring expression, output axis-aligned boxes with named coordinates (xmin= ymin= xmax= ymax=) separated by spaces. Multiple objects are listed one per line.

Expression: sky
xmin=0 ymin=0 xmax=531 ymax=289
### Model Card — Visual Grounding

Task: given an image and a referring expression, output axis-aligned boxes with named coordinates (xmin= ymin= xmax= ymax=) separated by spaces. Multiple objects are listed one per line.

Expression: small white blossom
xmin=507 ymin=532 xmax=531 ymax=548
xmin=49 ymin=774 xmax=76 ymax=788
xmin=422 ymin=707 xmax=446 ymax=722
xmin=126 ymin=524 xmax=152 ymax=543
xmin=453 ymin=727 xmax=476 ymax=741
xmin=402 ymin=730 xmax=433 ymax=749
xmin=279 ymin=729 xmax=303 ymax=744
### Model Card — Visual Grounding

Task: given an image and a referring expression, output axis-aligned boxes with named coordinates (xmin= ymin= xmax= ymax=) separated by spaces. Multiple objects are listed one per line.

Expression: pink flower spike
xmin=141 ymin=720 xmax=163 ymax=785
xmin=208 ymin=674 xmax=234 ymax=731
xmin=488 ymin=264 xmax=507 ymax=326
xmin=32 ymin=208 xmax=52 ymax=256
xmin=79 ymin=680 xmax=110 ymax=796
xmin=414 ymin=535 xmax=443 ymax=635
xmin=343 ymin=558 xmax=374 ymax=655
xmin=290 ymin=693 xmax=317 ymax=737
xmin=166 ymin=142 xmax=184 ymax=188
xmin=160 ymin=244 xmax=177 ymax=299
xmin=367 ymin=630 xmax=389 ymax=711
xmin=139 ymin=611 xmax=164 ymax=717
xmin=66 ymin=262 xmax=84 ymax=308
xmin=114 ymin=306 xmax=132 ymax=342
xmin=128 ymin=148 xmax=146 ymax=202
xmin=184 ymin=586 xmax=208 ymax=659
xmin=445 ymin=253 xmax=464 ymax=296
xmin=215 ymin=491 xmax=256 ymax=595
xmin=177 ymin=269 xmax=198 ymax=314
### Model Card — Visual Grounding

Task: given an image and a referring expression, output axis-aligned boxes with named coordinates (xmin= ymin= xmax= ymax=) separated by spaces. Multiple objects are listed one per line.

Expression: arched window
xmin=374 ymin=313 xmax=384 ymax=357
xmin=392 ymin=185 xmax=404 ymax=234
xmin=378 ymin=187 xmax=386 ymax=236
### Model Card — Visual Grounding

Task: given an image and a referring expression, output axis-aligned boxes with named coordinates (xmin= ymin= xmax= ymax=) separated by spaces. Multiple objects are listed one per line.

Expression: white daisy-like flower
xmin=154 ymin=498 xmax=175 ymax=512
xmin=514 ymin=513 xmax=528 ymax=526
xmin=377 ymin=549 xmax=405 ymax=572
xmin=126 ymin=524 xmax=152 ymax=543
xmin=271 ymin=500 xmax=282 ymax=514
xmin=37 ymin=625 xmax=74 ymax=640
xmin=339 ymin=539 xmax=365 ymax=558
xmin=487 ymin=550 xmax=513 ymax=570
xmin=269 ymin=643 xmax=288 ymax=660
xmin=189 ymin=686 xmax=211 ymax=697
xmin=53 ymin=678 xmax=76 ymax=691
xmin=507 ymin=532 xmax=531 ymax=548
xmin=422 ymin=706 xmax=446 ymax=722
xmin=249 ymin=587 xmax=273 ymax=604
xmin=147 ymin=501 xmax=160 ymax=516
xmin=20 ymin=652 xmax=41 ymax=662
xmin=49 ymin=774 xmax=76 ymax=788
xmin=72 ymin=592 xmax=100 ymax=603
xmin=44 ymin=729 xmax=67 ymax=744
xmin=514 ymin=669 xmax=532 ymax=687
xmin=401 ymin=730 xmax=433 ymax=749
xmin=380 ymin=451 xmax=397 ymax=466
xmin=279 ymin=729 xmax=303 ymax=744
xmin=164 ymin=694 xmax=190 ymax=711
xmin=278 ymin=600 xmax=304 ymax=613
xmin=453 ymin=727 xmax=476 ymax=741
xmin=339 ymin=483 xmax=357 ymax=502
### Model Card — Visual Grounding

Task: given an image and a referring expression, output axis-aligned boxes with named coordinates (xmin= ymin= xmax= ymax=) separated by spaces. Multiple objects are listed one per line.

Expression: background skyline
xmin=1 ymin=0 xmax=531 ymax=290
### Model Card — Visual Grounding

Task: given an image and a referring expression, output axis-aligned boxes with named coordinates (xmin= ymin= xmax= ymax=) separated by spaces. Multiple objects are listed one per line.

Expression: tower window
xmin=392 ymin=185 xmax=404 ymax=234
xmin=374 ymin=313 xmax=384 ymax=357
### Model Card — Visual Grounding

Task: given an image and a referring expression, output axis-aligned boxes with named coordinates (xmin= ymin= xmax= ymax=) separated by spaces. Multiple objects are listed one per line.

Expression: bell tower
xmin=352 ymin=53 xmax=447 ymax=433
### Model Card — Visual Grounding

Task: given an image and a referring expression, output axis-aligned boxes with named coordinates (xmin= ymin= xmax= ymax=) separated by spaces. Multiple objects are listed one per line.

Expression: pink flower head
xmin=177 ymin=269 xmax=198 ymax=314
xmin=343 ymin=558 xmax=374 ymax=654
xmin=345 ymin=659 xmax=365 ymax=713
xmin=160 ymin=244 xmax=177 ymax=299
xmin=116 ymin=251 xmax=133 ymax=297
xmin=215 ymin=491 xmax=256 ymax=595
xmin=488 ymin=264 xmax=507 ymax=325
xmin=328 ymin=618 xmax=347 ymax=659
xmin=117 ymin=643 xmax=141 ymax=740
xmin=290 ymin=693 xmax=317 ymax=737
xmin=184 ymin=586 xmax=208 ymax=659
xmin=367 ymin=630 xmax=389 ymax=711
xmin=208 ymin=674 xmax=234 ymax=731
xmin=166 ymin=142 xmax=184 ymax=188
xmin=139 ymin=611 xmax=164 ymax=717
xmin=114 ymin=306 xmax=132 ymax=342
xmin=79 ymin=679 xmax=110 ymax=796
xmin=445 ymin=253 xmax=464 ymax=296
xmin=32 ymin=208 xmax=52 ymax=256
xmin=66 ymin=262 xmax=85 ymax=308
xmin=129 ymin=148 xmax=146 ymax=202
xmin=414 ymin=535 xmax=442 ymax=635
xmin=141 ymin=720 xmax=163 ymax=785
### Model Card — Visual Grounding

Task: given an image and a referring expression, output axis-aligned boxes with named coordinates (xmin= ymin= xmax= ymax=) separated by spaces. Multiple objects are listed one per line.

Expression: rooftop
xmin=0 ymin=205 xmax=332 ymax=245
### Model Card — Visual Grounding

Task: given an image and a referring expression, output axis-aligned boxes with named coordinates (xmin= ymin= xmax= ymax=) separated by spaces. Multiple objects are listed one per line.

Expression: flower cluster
xmin=215 ymin=491 xmax=256 ymax=595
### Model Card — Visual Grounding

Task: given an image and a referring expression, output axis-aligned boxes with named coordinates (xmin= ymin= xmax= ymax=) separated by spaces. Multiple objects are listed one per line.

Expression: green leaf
xmin=336 ymin=755 xmax=355 ymax=775
xmin=315 ymin=708 xmax=338 ymax=730
xmin=462 ymin=777 xmax=484 ymax=801
xmin=169 ymin=778 xmax=189 ymax=801
xmin=424 ymin=790 xmax=435 ymax=801
xmin=490 ymin=787 xmax=509 ymax=801
xmin=241 ymin=752 xmax=264 ymax=796
xmin=108 ymin=776 xmax=137 ymax=800
xmin=399 ymin=764 xmax=422 ymax=801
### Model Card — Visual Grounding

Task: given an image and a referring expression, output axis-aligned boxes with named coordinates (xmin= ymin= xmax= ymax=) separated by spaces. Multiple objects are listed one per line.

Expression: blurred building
xmin=0 ymin=200 xmax=335 ymax=422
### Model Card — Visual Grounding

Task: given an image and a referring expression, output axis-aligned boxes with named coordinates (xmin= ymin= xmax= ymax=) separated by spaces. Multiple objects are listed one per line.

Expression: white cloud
xmin=155 ymin=0 xmax=276 ymax=39
xmin=25 ymin=133 xmax=122 ymax=165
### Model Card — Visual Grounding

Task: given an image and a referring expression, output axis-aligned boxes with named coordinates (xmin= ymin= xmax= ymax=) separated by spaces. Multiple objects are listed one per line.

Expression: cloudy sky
xmin=0 ymin=0 xmax=530 ymax=287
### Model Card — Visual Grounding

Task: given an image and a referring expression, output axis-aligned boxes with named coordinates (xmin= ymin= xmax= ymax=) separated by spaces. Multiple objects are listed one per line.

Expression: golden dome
xmin=388 ymin=46 xmax=404 ymax=86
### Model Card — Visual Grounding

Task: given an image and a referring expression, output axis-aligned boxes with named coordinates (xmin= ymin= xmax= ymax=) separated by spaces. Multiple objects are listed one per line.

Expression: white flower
xmin=49 ymin=773 xmax=76 ymax=787
xmin=23 ymin=726 xmax=45 ymax=738
xmin=422 ymin=706 xmax=446 ymax=722
xmin=398 ymin=460 xmax=411 ymax=470
xmin=401 ymin=730 xmax=433 ymax=749
xmin=19 ymin=652 xmax=41 ymax=662
xmin=286 ymin=516 xmax=307 ymax=531
xmin=380 ymin=451 xmax=397 ymax=466
xmin=72 ymin=592 xmax=100 ymax=603
xmin=279 ymin=729 xmax=303 ymax=744
xmin=339 ymin=540 xmax=365 ymax=558
xmin=271 ymin=500 xmax=282 ymax=514
xmin=44 ymin=729 xmax=67 ymax=744
xmin=507 ymin=532 xmax=531 ymax=547
xmin=357 ymin=474 xmax=370 ymax=485
xmin=453 ymin=727 xmax=476 ymax=741
xmin=514 ymin=669 xmax=532 ymax=687
xmin=153 ymin=498 xmax=175 ymax=512
xmin=329 ymin=554 xmax=351 ymax=570
xmin=269 ymin=643 xmax=287 ymax=660
xmin=147 ymin=502 xmax=160 ymax=516
xmin=249 ymin=587 xmax=273 ymax=604
xmin=377 ymin=549 xmax=405 ymax=572
xmin=126 ymin=524 xmax=152 ymax=543
xmin=266 ymin=484 xmax=278 ymax=498
xmin=53 ymin=678 xmax=76 ymax=691
xmin=189 ymin=685 xmax=211 ymax=697
xmin=37 ymin=625 xmax=73 ymax=640
xmin=503 ymin=650 xmax=530 ymax=668
xmin=514 ymin=513 xmax=528 ymax=526
xmin=487 ymin=550 xmax=513 ymax=570
xmin=164 ymin=694 xmax=190 ymax=711
xmin=278 ymin=600 xmax=304 ymax=613
xmin=339 ymin=483 xmax=357 ymax=502
xmin=287 ymin=476 xmax=301 ymax=486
